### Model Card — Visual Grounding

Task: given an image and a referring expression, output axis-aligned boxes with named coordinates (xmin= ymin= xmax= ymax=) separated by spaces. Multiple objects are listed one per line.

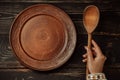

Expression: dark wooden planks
xmin=0 ymin=2 xmax=120 ymax=15
xmin=0 ymin=66 xmax=120 ymax=80
xmin=0 ymin=69 xmax=85 ymax=80
xmin=1 ymin=13 xmax=120 ymax=34
xmin=0 ymin=0 xmax=110 ymax=3
xmin=0 ymin=2 xmax=120 ymax=34
xmin=0 ymin=1 xmax=120 ymax=12
xmin=0 ymin=34 xmax=15 ymax=62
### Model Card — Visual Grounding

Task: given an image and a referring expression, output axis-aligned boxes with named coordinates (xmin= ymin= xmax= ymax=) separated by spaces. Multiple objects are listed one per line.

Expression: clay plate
xmin=10 ymin=4 xmax=76 ymax=71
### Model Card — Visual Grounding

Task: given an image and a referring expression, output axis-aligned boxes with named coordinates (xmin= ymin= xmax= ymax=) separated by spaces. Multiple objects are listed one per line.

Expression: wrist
xmin=87 ymin=73 xmax=107 ymax=80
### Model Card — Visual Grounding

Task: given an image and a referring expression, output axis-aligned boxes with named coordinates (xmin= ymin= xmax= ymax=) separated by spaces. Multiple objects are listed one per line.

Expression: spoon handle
xmin=86 ymin=33 xmax=92 ymax=80
xmin=88 ymin=33 xmax=92 ymax=49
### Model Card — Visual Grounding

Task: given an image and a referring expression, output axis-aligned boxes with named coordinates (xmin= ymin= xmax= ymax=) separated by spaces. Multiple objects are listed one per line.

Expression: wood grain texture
xmin=0 ymin=67 xmax=120 ymax=80
xmin=0 ymin=0 xmax=120 ymax=80
xmin=0 ymin=2 xmax=120 ymax=34
xmin=0 ymin=0 xmax=116 ymax=3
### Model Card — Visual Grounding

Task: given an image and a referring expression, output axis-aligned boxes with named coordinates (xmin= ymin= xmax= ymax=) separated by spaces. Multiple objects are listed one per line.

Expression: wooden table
xmin=0 ymin=0 xmax=120 ymax=80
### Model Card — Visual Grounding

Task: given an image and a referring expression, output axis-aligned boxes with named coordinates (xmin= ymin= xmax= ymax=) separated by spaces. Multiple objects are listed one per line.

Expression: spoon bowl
xmin=83 ymin=5 xmax=99 ymax=33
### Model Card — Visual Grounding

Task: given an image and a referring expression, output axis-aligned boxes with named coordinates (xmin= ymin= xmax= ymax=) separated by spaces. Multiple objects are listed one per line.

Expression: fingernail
xmin=83 ymin=55 xmax=85 ymax=58
xmin=84 ymin=46 xmax=88 ymax=50
xmin=83 ymin=54 xmax=87 ymax=57
xmin=92 ymin=39 xmax=94 ymax=42
xmin=82 ymin=60 xmax=85 ymax=62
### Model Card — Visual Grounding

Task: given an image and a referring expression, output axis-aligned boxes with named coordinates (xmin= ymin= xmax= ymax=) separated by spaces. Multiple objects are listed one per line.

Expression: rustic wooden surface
xmin=0 ymin=0 xmax=120 ymax=80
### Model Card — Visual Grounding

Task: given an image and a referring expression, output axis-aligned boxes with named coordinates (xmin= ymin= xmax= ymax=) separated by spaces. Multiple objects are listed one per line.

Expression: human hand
xmin=82 ymin=40 xmax=107 ymax=74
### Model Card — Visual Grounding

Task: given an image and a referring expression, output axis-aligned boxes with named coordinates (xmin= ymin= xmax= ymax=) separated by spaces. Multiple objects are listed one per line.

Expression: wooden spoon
xmin=83 ymin=5 xmax=100 ymax=79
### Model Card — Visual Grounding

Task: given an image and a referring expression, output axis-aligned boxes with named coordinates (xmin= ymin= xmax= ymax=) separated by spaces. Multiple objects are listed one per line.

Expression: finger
xmin=84 ymin=46 xmax=87 ymax=50
xmin=92 ymin=47 xmax=95 ymax=50
xmin=85 ymin=47 xmax=93 ymax=61
xmin=92 ymin=40 xmax=102 ymax=56
xmin=83 ymin=53 xmax=87 ymax=58
xmin=84 ymin=46 xmax=94 ymax=61
xmin=92 ymin=47 xmax=97 ymax=55
xmin=92 ymin=40 xmax=100 ymax=49
xmin=82 ymin=58 xmax=87 ymax=62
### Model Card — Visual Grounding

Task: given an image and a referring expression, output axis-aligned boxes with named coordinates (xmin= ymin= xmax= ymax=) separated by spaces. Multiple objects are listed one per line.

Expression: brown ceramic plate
xmin=10 ymin=4 xmax=76 ymax=71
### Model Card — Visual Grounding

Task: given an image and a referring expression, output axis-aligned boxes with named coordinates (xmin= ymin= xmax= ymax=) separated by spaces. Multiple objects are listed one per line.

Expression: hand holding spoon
xmin=83 ymin=5 xmax=100 ymax=79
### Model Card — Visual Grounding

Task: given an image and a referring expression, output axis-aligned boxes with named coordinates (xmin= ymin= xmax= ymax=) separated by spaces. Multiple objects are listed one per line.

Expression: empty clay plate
xmin=10 ymin=4 xmax=76 ymax=71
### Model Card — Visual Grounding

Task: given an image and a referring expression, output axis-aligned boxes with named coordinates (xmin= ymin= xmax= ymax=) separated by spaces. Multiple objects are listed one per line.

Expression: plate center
xmin=20 ymin=15 xmax=66 ymax=61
